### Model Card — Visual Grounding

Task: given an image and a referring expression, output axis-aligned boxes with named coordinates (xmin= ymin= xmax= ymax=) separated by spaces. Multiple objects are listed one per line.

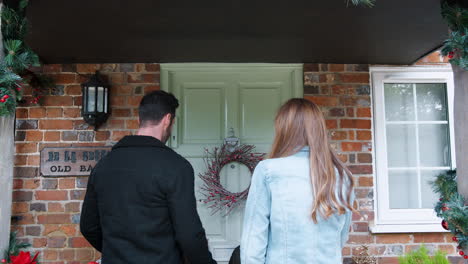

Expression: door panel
xmin=161 ymin=64 xmax=303 ymax=263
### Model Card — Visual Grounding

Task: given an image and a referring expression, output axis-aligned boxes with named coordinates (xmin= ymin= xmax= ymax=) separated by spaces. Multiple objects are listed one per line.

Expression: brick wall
xmin=11 ymin=55 xmax=462 ymax=263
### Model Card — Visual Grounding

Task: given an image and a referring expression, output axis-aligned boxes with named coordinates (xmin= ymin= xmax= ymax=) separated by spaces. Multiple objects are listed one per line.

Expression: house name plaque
xmin=40 ymin=147 xmax=112 ymax=177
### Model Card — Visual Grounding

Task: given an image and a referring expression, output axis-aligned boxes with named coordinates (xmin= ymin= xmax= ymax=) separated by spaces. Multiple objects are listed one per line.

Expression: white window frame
xmin=370 ymin=66 xmax=456 ymax=233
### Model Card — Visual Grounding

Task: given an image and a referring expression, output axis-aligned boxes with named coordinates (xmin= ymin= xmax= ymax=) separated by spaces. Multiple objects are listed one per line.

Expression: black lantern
xmin=81 ymin=71 xmax=110 ymax=130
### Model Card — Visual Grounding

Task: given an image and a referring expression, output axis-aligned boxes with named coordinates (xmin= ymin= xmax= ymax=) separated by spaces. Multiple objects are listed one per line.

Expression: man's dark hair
xmin=138 ymin=91 xmax=179 ymax=127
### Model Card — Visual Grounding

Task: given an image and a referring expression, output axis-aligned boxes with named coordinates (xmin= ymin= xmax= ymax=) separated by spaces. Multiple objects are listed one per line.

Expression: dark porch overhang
xmin=5 ymin=0 xmax=455 ymax=64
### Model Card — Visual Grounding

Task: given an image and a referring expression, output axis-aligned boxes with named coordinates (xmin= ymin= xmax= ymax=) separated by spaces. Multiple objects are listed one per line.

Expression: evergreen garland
xmin=0 ymin=0 xmax=54 ymax=117
xmin=440 ymin=2 xmax=468 ymax=70
xmin=432 ymin=170 xmax=468 ymax=256
xmin=1 ymin=231 xmax=40 ymax=264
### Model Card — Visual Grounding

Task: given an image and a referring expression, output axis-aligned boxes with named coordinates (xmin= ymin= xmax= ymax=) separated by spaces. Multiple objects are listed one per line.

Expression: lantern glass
xmin=104 ymin=88 xmax=109 ymax=113
xmin=97 ymin=87 xmax=104 ymax=112
xmin=87 ymin=87 xmax=96 ymax=112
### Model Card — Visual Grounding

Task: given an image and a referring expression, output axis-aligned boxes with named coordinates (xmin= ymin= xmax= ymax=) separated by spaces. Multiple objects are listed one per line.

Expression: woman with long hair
xmin=240 ymin=98 xmax=355 ymax=264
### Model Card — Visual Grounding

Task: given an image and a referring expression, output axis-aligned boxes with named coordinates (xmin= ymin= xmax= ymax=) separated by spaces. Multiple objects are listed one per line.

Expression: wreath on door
xmin=199 ymin=143 xmax=265 ymax=215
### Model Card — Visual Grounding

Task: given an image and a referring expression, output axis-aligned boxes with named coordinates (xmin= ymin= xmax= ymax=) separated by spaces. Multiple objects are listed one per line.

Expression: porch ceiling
xmin=8 ymin=0 xmax=449 ymax=64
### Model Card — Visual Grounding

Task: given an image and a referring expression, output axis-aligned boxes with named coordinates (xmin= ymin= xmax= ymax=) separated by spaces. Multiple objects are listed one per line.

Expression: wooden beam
xmin=453 ymin=65 xmax=468 ymax=199
xmin=0 ymin=0 xmax=15 ymax=257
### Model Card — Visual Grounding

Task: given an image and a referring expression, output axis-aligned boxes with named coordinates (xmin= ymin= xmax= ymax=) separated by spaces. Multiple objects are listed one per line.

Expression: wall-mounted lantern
xmin=81 ymin=71 xmax=110 ymax=130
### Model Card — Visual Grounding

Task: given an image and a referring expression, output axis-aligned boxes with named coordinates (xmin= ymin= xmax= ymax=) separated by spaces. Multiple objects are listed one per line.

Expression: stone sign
xmin=40 ymin=147 xmax=111 ymax=176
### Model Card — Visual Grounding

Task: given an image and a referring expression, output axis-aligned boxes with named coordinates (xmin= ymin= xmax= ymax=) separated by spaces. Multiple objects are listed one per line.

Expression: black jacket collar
xmin=112 ymin=135 xmax=170 ymax=150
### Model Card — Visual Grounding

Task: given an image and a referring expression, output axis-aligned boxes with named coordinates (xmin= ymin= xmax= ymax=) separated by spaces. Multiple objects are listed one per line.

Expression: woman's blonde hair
xmin=269 ymin=98 xmax=355 ymax=223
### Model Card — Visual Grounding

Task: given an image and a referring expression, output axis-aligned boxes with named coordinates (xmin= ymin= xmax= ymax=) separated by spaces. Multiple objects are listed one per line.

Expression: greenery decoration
xmin=440 ymin=2 xmax=468 ymax=70
xmin=398 ymin=245 xmax=449 ymax=264
xmin=0 ymin=0 xmax=54 ymax=117
xmin=1 ymin=232 xmax=40 ymax=264
xmin=432 ymin=170 xmax=468 ymax=258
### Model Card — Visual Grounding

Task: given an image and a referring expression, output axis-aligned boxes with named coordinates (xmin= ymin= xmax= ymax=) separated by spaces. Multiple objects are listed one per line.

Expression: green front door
xmin=161 ymin=63 xmax=303 ymax=263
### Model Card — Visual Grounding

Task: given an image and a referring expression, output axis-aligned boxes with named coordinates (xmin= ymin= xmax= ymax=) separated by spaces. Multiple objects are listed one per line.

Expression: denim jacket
xmin=241 ymin=148 xmax=354 ymax=264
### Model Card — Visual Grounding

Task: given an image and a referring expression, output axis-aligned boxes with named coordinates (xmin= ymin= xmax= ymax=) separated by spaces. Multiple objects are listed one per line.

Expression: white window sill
xmin=370 ymin=223 xmax=449 ymax=234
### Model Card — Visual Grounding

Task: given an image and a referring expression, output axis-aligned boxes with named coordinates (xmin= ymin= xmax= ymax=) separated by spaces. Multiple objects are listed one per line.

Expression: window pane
xmin=384 ymin=83 xmax=415 ymax=121
xmin=389 ymin=170 xmax=419 ymax=209
xmin=416 ymin=83 xmax=448 ymax=121
xmin=419 ymin=124 xmax=451 ymax=167
xmin=421 ymin=170 xmax=443 ymax=209
xmin=386 ymin=124 xmax=417 ymax=167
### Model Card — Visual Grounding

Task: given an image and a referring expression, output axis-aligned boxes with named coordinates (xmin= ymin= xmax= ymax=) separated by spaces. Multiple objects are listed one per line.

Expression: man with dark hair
xmin=80 ymin=91 xmax=216 ymax=264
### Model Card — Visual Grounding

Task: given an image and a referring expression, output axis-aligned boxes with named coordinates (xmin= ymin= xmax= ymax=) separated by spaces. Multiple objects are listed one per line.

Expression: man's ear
xmin=163 ymin=113 xmax=172 ymax=127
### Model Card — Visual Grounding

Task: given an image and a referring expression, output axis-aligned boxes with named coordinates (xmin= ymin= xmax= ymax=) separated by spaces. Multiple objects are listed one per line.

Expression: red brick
xmin=305 ymin=96 xmax=339 ymax=107
xmin=348 ymin=234 xmax=374 ymax=244
xmin=48 ymin=236 xmax=67 ymax=248
xmin=75 ymin=249 xmax=94 ymax=261
xmin=144 ymin=85 xmax=160 ymax=93
xmin=60 ymin=249 xmax=75 ymax=261
xmin=128 ymin=96 xmax=143 ymax=107
xmin=109 ymin=73 xmax=126 ymax=84
xmin=349 ymin=165 xmax=373 ymax=175
xmin=356 ymin=131 xmax=372 ymax=140
xmin=325 ymin=120 xmax=338 ymax=129
xmin=113 ymin=108 xmax=132 ymax=117
xmin=331 ymin=131 xmax=347 ymax=140
xmin=15 ymin=213 xmax=35 ymax=224
xmin=341 ymin=73 xmax=370 ymax=83
xmin=357 ymin=107 xmax=371 ymax=117
xmin=346 ymin=108 xmax=355 ymax=117
xmin=59 ymin=178 xmax=76 ymax=189
xmin=13 ymin=179 xmax=23 ymax=189
xmin=145 ymin=63 xmax=160 ymax=72
xmin=340 ymin=119 xmax=371 ymax=129
xmin=95 ymin=131 xmax=110 ymax=141
xmin=16 ymin=108 xmax=28 ymax=118
xmin=126 ymin=119 xmax=139 ymax=129
xmin=379 ymin=257 xmax=399 ymax=264
xmin=51 ymin=73 xmax=76 ymax=84
xmin=23 ymin=179 xmax=40 ymax=189
xmin=348 ymin=131 xmax=355 ymax=140
xmin=48 ymin=202 xmax=65 ymax=212
xmin=61 ymin=225 xmax=78 ymax=236
xmin=46 ymin=108 xmax=63 ymax=118
xmin=39 ymin=120 xmax=73 ymax=130
xmin=65 ymin=202 xmax=81 ymax=212
xmin=358 ymin=176 xmax=374 ymax=186
xmin=42 ymin=249 xmax=58 ymax=260
xmin=36 ymin=190 xmax=68 ymax=200
xmin=115 ymin=85 xmax=133 ymax=95
xmin=33 ymin=238 xmax=47 ymax=248
xmin=74 ymin=96 xmax=83 ymax=106
xmin=43 ymin=64 xmax=62 ymax=72
xmin=110 ymin=95 xmax=126 ymax=105
xmin=76 ymin=64 xmax=100 ymax=73
xmin=111 ymin=131 xmax=132 ymax=141
xmin=331 ymin=85 xmax=351 ymax=95
xmin=63 ymin=108 xmax=81 ymax=118
xmin=12 ymin=202 xmax=29 ymax=213
xmin=128 ymin=73 xmax=158 ymax=83
xmin=42 ymin=96 xmax=73 ymax=106
xmin=438 ymin=244 xmax=455 ymax=254
xmin=65 ymin=85 xmax=82 ymax=95
xmin=14 ymin=155 xmax=27 ymax=166
xmin=357 ymin=153 xmax=373 ymax=163
xmin=342 ymin=142 xmax=365 ymax=152
xmin=16 ymin=143 xmax=38 ymax=153
xmin=25 ymin=131 xmax=43 ymax=141
xmin=376 ymin=234 xmax=412 ymax=244
xmin=413 ymin=233 xmax=445 ymax=243
xmin=27 ymin=156 xmax=41 ymax=165
xmin=44 ymin=132 xmax=61 ymax=141
xmin=37 ymin=214 xmax=71 ymax=224
xmin=69 ymin=237 xmax=92 ymax=248
xmin=329 ymin=64 xmax=345 ymax=72
xmin=29 ymin=108 xmax=46 ymax=118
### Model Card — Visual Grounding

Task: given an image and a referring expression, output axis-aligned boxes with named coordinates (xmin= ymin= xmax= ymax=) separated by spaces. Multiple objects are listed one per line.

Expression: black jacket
xmin=80 ymin=135 xmax=216 ymax=264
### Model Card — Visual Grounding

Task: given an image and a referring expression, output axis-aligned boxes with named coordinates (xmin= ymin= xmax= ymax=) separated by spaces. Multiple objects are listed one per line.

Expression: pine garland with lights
xmin=440 ymin=2 xmax=468 ymax=70
xmin=0 ymin=0 xmax=54 ymax=117
xmin=432 ymin=170 xmax=468 ymax=259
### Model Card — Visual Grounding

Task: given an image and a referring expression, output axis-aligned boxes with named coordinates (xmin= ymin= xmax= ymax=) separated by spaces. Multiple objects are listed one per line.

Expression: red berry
xmin=448 ymin=52 xmax=455 ymax=59
xmin=452 ymin=236 xmax=458 ymax=242
xmin=16 ymin=87 xmax=21 ymax=91
xmin=0 ymin=99 xmax=5 ymax=103
xmin=460 ymin=251 xmax=465 ymax=256
xmin=1 ymin=259 xmax=6 ymax=263
xmin=464 ymin=255 xmax=468 ymax=259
